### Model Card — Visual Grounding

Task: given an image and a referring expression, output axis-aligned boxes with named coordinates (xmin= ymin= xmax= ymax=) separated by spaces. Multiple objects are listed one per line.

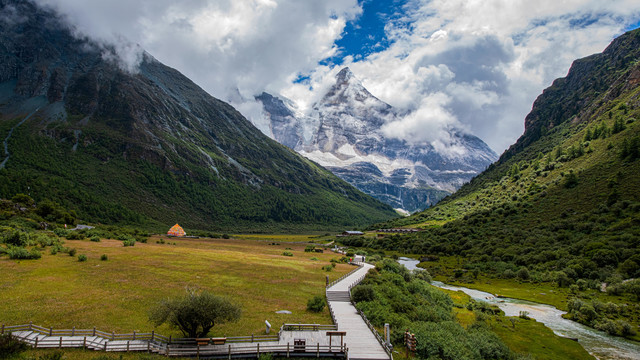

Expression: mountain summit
xmin=258 ymin=68 xmax=497 ymax=213
xmin=0 ymin=0 xmax=396 ymax=229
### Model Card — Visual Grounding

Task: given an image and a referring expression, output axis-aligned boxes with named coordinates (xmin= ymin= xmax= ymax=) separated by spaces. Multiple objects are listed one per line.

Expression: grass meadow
xmin=0 ymin=236 xmax=352 ymax=337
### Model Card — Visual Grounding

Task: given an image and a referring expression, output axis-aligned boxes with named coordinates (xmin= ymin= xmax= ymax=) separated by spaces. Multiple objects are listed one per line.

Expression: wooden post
xmin=133 ymin=331 xmax=136 ymax=340
xmin=228 ymin=344 xmax=231 ymax=360
xmin=112 ymin=331 xmax=115 ymax=341
xmin=257 ymin=343 xmax=260 ymax=358
xmin=72 ymin=326 xmax=75 ymax=336
xmin=29 ymin=321 xmax=33 ymax=330
xmin=49 ymin=327 xmax=53 ymax=336
xmin=83 ymin=337 xmax=86 ymax=349
xmin=317 ymin=343 xmax=320 ymax=358
xmin=147 ymin=340 xmax=151 ymax=353
xmin=34 ymin=337 xmax=38 ymax=348
xmin=1 ymin=324 xmax=4 ymax=334
xmin=151 ymin=330 xmax=155 ymax=341
xmin=59 ymin=336 xmax=62 ymax=349
xmin=93 ymin=327 xmax=96 ymax=336
xmin=287 ymin=343 xmax=289 ymax=358
xmin=127 ymin=340 xmax=130 ymax=352
xmin=169 ymin=335 xmax=172 ymax=343
xmin=104 ymin=341 xmax=108 ymax=351
xmin=197 ymin=343 xmax=200 ymax=359
xmin=251 ymin=334 xmax=254 ymax=342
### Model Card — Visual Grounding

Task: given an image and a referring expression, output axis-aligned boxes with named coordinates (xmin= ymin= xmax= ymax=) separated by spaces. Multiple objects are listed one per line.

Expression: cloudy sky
xmin=35 ymin=0 xmax=640 ymax=153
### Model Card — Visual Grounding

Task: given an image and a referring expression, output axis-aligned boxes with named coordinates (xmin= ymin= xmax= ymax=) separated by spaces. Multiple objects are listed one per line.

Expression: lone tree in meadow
xmin=149 ymin=288 xmax=241 ymax=338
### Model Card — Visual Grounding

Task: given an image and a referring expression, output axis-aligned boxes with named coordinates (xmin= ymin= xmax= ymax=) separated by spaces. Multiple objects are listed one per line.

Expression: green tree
xmin=149 ymin=288 xmax=241 ymax=338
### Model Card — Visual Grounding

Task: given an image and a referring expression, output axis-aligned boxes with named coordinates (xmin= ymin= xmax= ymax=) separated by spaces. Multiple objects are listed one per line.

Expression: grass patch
xmin=0 ymin=236 xmax=351 ymax=337
xmin=490 ymin=316 xmax=594 ymax=360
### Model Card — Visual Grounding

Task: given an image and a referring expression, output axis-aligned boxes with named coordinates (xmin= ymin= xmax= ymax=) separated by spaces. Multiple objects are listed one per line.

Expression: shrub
xmin=321 ymin=265 xmax=333 ymax=272
xmin=65 ymin=231 xmax=85 ymax=240
xmin=351 ymin=285 xmax=375 ymax=302
xmin=7 ymin=246 xmax=41 ymax=260
xmin=281 ymin=251 xmax=293 ymax=257
xmin=516 ymin=267 xmax=530 ymax=280
xmin=78 ymin=254 xmax=87 ymax=262
xmin=123 ymin=239 xmax=136 ymax=247
xmin=0 ymin=332 xmax=28 ymax=358
xmin=222 ymin=234 xmax=230 ymax=239
xmin=305 ymin=245 xmax=315 ymax=252
xmin=90 ymin=236 xmax=101 ymax=242
xmin=310 ymin=257 xmax=319 ymax=261
xmin=307 ymin=295 xmax=325 ymax=312
xmin=68 ymin=248 xmax=77 ymax=256
xmin=149 ymin=288 xmax=241 ymax=338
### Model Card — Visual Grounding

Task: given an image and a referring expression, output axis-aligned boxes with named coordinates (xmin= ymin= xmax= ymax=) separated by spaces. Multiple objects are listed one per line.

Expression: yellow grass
xmin=0 ymin=236 xmax=351 ymax=337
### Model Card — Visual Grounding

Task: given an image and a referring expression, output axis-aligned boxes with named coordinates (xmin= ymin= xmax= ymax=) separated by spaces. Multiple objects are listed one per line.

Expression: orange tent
xmin=167 ymin=223 xmax=186 ymax=237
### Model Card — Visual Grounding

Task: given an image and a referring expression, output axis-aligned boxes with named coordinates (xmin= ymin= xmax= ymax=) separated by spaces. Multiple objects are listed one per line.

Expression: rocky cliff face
xmin=0 ymin=0 xmax=396 ymax=229
xmin=258 ymin=68 xmax=498 ymax=212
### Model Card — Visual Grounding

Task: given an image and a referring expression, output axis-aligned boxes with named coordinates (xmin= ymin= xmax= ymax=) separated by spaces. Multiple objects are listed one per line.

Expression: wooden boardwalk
xmin=327 ymin=262 xmax=391 ymax=360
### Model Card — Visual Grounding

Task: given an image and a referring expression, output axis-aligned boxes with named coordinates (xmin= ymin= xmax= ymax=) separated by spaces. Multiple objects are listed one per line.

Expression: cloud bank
xmin=33 ymin=0 xmax=640 ymax=154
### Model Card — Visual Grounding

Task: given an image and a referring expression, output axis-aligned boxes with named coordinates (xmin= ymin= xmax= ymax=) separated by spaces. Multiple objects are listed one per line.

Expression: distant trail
xmin=0 ymin=108 xmax=39 ymax=169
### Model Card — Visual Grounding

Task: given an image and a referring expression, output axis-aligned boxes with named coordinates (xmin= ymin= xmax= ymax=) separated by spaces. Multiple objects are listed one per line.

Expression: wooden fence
xmin=1 ymin=322 xmax=346 ymax=359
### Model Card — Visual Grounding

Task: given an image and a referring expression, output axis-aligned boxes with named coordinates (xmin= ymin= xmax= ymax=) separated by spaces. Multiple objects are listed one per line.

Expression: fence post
xmin=228 ymin=344 xmax=231 ymax=360
xmin=151 ymin=330 xmax=155 ymax=341
xmin=29 ymin=321 xmax=33 ymax=330
xmin=83 ymin=336 xmax=86 ymax=349
xmin=49 ymin=327 xmax=53 ymax=336
xmin=251 ymin=334 xmax=254 ymax=342
xmin=1 ymin=324 xmax=4 ymax=334
xmin=93 ymin=327 xmax=96 ymax=336
xmin=133 ymin=331 xmax=136 ymax=340
xmin=72 ymin=326 xmax=75 ymax=336
xmin=104 ymin=341 xmax=108 ymax=351
xmin=59 ymin=336 xmax=62 ymax=349
xmin=34 ymin=337 xmax=38 ymax=348
xmin=317 ymin=343 xmax=320 ymax=358
xmin=287 ymin=343 xmax=289 ymax=358
xmin=257 ymin=343 xmax=260 ymax=358
xmin=127 ymin=340 xmax=130 ymax=352
xmin=169 ymin=335 xmax=172 ymax=343
xmin=197 ymin=343 xmax=200 ymax=359
xmin=147 ymin=340 xmax=151 ymax=353
xmin=112 ymin=331 xmax=115 ymax=341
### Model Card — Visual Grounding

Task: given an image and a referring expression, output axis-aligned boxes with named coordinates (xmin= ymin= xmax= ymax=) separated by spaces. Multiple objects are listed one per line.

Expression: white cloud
xmin=34 ymin=0 xmax=361 ymax=100
xmin=31 ymin=0 xmax=640 ymax=154
xmin=282 ymin=0 xmax=640 ymax=153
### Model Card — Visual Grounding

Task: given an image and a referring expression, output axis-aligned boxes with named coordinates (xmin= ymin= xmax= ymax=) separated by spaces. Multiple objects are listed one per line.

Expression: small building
xmin=167 ymin=223 xmax=186 ymax=237
xmin=376 ymin=228 xmax=421 ymax=233
xmin=342 ymin=230 xmax=364 ymax=236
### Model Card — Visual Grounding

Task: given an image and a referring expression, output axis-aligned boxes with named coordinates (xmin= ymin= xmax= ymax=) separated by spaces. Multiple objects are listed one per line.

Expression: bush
xmin=0 ymin=332 xmax=28 ymax=358
xmin=123 ymin=239 xmax=136 ymax=247
xmin=149 ymin=288 xmax=241 ymax=338
xmin=281 ymin=251 xmax=293 ymax=257
xmin=351 ymin=285 xmax=375 ymax=302
xmin=90 ymin=236 xmax=101 ymax=242
xmin=100 ymin=254 xmax=108 ymax=261
xmin=307 ymin=295 xmax=325 ymax=312
xmin=7 ymin=246 xmax=41 ymax=260
xmin=68 ymin=248 xmax=77 ymax=256
xmin=310 ymin=257 xmax=319 ymax=261
xmin=78 ymin=254 xmax=87 ymax=262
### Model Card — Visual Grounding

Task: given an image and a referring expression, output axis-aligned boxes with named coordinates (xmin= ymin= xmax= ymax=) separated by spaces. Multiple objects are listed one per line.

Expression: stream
xmin=0 ymin=108 xmax=39 ymax=169
xmin=397 ymin=257 xmax=640 ymax=360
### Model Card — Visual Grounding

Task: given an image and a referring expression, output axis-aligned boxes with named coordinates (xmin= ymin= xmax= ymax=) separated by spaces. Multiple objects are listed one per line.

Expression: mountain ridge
xmin=257 ymin=68 xmax=497 ymax=213
xmin=0 ymin=0 xmax=397 ymax=231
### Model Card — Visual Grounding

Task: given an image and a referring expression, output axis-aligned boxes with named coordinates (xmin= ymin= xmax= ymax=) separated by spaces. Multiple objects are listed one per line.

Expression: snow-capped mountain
xmin=256 ymin=67 xmax=498 ymax=213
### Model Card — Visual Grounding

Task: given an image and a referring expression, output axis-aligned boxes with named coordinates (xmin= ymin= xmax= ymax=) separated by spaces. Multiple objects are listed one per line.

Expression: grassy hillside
xmin=346 ymin=29 xmax=640 ymax=340
xmin=0 ymin=0 xmax=397 ymax=232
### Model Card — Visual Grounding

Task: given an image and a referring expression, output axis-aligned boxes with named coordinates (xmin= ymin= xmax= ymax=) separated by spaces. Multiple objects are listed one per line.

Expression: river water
xmin=397 ymin=257 xmax=640 ymax=360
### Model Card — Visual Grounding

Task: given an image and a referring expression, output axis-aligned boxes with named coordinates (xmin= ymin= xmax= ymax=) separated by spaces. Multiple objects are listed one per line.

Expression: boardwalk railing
xmin=355 ymin=310 xmax=393 ymax=360
xmin=2 ymin=322 xmax=346 ymax=358
xmin=326 ymin=263 xmax=362 ymax=289
xmin=281 ymin=324 xmax=337 ymax=331
xmin=166 ymin=343 xmax=348 ymax=358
